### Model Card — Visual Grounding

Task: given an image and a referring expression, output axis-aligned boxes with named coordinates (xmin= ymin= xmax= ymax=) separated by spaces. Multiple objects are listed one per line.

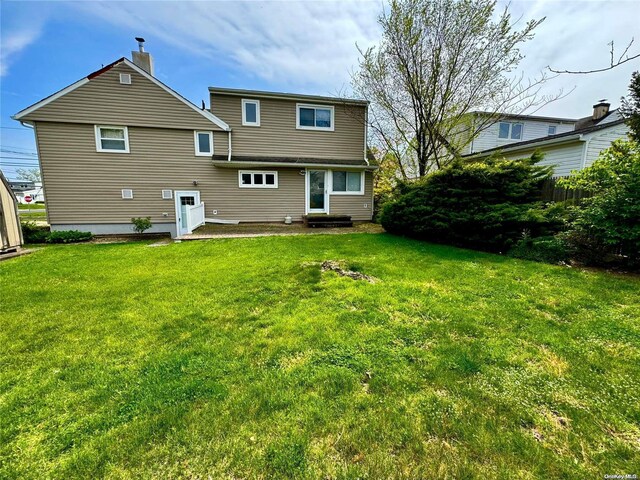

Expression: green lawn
xmin=17 ymin=203 xmax=45 ymax=210
xmin=1 ymin=234 xmax=638 ymax=479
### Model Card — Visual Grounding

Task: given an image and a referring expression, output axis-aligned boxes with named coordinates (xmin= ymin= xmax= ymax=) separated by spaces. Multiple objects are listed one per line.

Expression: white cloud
xmin=70 ymin=0 xmax=382 ymax=93
xmin=0 ymin=27 xmax=43 ymax=76
xmin=504 ymin=0 xmax=640 ymax=118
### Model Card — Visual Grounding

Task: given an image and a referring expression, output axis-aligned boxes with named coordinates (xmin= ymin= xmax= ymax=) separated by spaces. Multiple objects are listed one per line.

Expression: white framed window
xmin=548 ymin=125 xmax=557 ymax=135
xmin=242 ymin=99 xmax=260 ymax=126
xmin=161 ymin=190 xmax=173 ymax=199
xmin=331 ymin=170 xmax=364 ymax=195
xmin=95 ymin=126 xmax=129 ymax=153
xmin=194 ymin=131 xmax=213 ymax=156
xmin=121 ymin=189 xmax=133 ymax=199
xmin=119 ymin=73 xmax=132 ymax=85
xmin=238 ymin=170 xmax=278 ymax=188
xmin=296 ymin=104 xmax=334 ymax=131
xmin=498 ymin=122 xmax=523 ymax=140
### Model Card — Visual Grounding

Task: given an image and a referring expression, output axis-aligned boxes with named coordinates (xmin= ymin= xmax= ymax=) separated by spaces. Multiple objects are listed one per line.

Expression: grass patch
xmin=17 ymin=203 xmax=45 ymax=210
xmin=18 ymin=211 xmax=46 ymax=220
xmin=1 ymin=234 xmax=638 ymax=478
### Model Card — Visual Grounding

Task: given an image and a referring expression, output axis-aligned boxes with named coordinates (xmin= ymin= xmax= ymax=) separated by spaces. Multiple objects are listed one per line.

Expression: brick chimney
xmin=592 ymin=100 xmax=610 ymax=121
xmin=132 ymin=37 xmax=154 ymax=76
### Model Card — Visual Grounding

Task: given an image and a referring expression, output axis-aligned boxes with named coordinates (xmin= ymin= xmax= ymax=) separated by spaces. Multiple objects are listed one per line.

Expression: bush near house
xmin=131 ymin=216 xmax=153 ymax=234
xmin=20 ymin=221 xmax=50 ymax=243
xmin=45 ymin=230 xmax=94 ymax=244
xmin=558 ymin=139 xmax=640 ymax=269
xmin=20 ymin=222 xmax=93 ymax=244
xmin=379 ymin=153 xmax=555 ymax=252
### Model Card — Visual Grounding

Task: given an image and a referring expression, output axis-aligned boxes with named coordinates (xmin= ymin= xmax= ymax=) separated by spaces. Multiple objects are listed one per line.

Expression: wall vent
xmin=162 ymin=190 xmax=173 ymax=199
xmin=121 ymin=188 xmax=134 ymax=199
xmin=119 ymin=73 xmax=132 ymax=85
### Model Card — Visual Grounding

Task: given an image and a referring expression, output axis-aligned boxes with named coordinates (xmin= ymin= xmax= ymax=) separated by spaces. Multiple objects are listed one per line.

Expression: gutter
xmin=213 ymin=160 xmax=378 ymax=170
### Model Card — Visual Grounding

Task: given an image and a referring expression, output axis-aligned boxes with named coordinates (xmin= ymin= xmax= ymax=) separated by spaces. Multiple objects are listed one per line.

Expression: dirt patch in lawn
xmin=321 ymin=260 xmax=379 ymax=283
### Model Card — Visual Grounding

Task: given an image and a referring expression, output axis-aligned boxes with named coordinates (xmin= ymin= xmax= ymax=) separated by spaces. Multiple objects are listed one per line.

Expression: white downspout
xmin=364 ymin=105 xmax=369 ymax=165
xmin=227 ymin=130 xmax=232 ymax=161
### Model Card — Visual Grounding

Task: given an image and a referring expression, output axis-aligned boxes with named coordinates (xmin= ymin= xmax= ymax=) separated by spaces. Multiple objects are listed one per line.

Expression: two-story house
xmin=12 ymin=42 xmax=374 ymax=237
xmin=462 ymin=104 xmax=629 ymax=176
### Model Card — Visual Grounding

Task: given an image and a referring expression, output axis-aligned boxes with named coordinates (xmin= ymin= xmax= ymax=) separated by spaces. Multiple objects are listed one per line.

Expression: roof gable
xmin=14 ymin=58 xmax=229 ymax=131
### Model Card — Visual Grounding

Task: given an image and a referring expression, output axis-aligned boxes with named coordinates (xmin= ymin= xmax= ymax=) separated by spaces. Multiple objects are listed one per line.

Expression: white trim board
xmin=12 ymin=58 xmax=231 ymax=132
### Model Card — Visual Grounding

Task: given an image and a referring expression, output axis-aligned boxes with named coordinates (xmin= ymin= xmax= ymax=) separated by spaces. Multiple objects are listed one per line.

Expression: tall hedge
xmin=379 ymin=153 xmax=553 ymax=251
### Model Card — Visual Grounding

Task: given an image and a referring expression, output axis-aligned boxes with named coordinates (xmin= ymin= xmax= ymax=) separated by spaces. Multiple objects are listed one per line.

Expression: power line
xmin=1 ymin=145 xmax=37 ymax=152
xmin=0 ymin=156 xmax=40 ymax=161
xmin=0 ymin=126 xmax=32 ymax=130
xmin=1 ymin=149 xmax=38 ymax=156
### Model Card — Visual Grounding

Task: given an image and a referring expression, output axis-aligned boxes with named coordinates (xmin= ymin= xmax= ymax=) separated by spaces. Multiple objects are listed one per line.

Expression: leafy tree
xmin=15 ymin=168 xmax=41 ymax=182
xmin=371 ymin=148 xmax=401 ymax=216
xmin=558 ymin=140 xmax=640 ymax=266
xmin=620 ymin=71 xmax=640 ymax=142
xmin=352 ymin=0 xmax=561 ymax=178
xmin=380 ymin=153 xmax=554 ymax=251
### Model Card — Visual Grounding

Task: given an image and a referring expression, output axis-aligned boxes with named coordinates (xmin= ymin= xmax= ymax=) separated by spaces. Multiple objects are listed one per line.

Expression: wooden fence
xmin=540 ymin=176 xmax=590 ymax=203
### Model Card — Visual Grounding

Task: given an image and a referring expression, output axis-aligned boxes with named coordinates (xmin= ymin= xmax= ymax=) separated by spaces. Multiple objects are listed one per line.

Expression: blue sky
xmin=1 ymin=0 xmax=639 ymax=179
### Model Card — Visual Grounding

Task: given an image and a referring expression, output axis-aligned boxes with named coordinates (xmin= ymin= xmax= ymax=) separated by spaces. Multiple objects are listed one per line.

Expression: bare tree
xmin=549 ymin=39 xmax=640 ymax=75
xmin=352 ymin=0 xmax=564 ymax=178
xmin=15 ymin=168 xmax=41 ymax=182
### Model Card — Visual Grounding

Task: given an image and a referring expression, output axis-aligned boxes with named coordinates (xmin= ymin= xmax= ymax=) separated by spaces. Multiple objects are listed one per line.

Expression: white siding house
xmin=465 ymin=114 xmax=576 ymax=154
xmin=466 ymin=119 xmax=629 ymax=177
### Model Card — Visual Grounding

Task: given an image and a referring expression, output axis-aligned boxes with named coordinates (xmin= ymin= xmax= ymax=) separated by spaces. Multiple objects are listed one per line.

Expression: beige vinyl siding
xmin=583 ymin=124 xmax=629 ymax=167
xmin=22 ymin=63 xmax=222 ymax=131
xmin=210 ymin=94 xmax=366 ymax=161
xmin=37 ymin=121 xmax=359 ymax=225
xmin=0 ymin=178 xmax=22 ymax=251
xmin=329 ymin=172 xmax=374 ymax=220
xmin=490 ymin=141 xmax=585 ymax=177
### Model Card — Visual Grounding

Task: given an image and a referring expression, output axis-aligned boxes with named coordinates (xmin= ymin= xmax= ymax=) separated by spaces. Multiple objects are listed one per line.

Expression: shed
xmin=0 ymin=171 xmax=23 ymax=254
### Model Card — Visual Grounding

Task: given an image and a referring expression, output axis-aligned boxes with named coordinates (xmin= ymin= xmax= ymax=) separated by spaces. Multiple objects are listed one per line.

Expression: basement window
xmin=95 ymin=126 xmax=129 ymax=152
xmin=195 ymin=131 xmax=213 ymax=156
xmin=331 ymin=171 xmax=364 ymax=194
xmin=239 ymin=171 xmax=278 ymax=188
xmin=242 ymin=99 xmax=260 ymax=126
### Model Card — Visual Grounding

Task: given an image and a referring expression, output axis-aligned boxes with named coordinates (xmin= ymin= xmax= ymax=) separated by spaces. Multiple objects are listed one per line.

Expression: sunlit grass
xmin=1 ymin=234 xmax=638 ymax=478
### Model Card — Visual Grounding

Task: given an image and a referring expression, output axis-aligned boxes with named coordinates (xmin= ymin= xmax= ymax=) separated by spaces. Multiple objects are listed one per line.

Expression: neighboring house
xmin=461 ymin=112 xmax=577 ymax=155
xmin=0 ymin=171 xmax=23 ymax=254
xmin=464 ymin=102 xmax=629 ymax=176
xmin=12 ymin=182 xmax=45 ymax=204
xmin=12 ymin=41 xmax=374 ymax=237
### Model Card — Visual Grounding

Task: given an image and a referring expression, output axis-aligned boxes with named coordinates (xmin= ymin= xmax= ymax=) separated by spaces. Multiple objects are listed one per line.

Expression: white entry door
xmin=174 ymin=191 xmax=200 ymax=235
xmin=307 ymin=170 xmax=328 ymax=213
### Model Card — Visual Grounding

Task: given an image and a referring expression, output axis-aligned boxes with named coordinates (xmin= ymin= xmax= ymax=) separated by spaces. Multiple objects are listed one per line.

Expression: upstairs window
xmin=95 ymin=126 xmax=129 ymax=153
xmin=498 ymin=122 xmax=523 ymax=140
xmin=195 ymin=131 xmax=213 ymax=156
xmin=297 ymin=104 xmax=334 ymax=131
xmin=332 ymin=170 xmax=364 ymax=194
xmin=548 ymin=125 xmax=557 ymax=135
xmin=242 ymin=99 xmax=260 ymax=126
xmin=239 ymin=170 xmax=278 ymax=188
